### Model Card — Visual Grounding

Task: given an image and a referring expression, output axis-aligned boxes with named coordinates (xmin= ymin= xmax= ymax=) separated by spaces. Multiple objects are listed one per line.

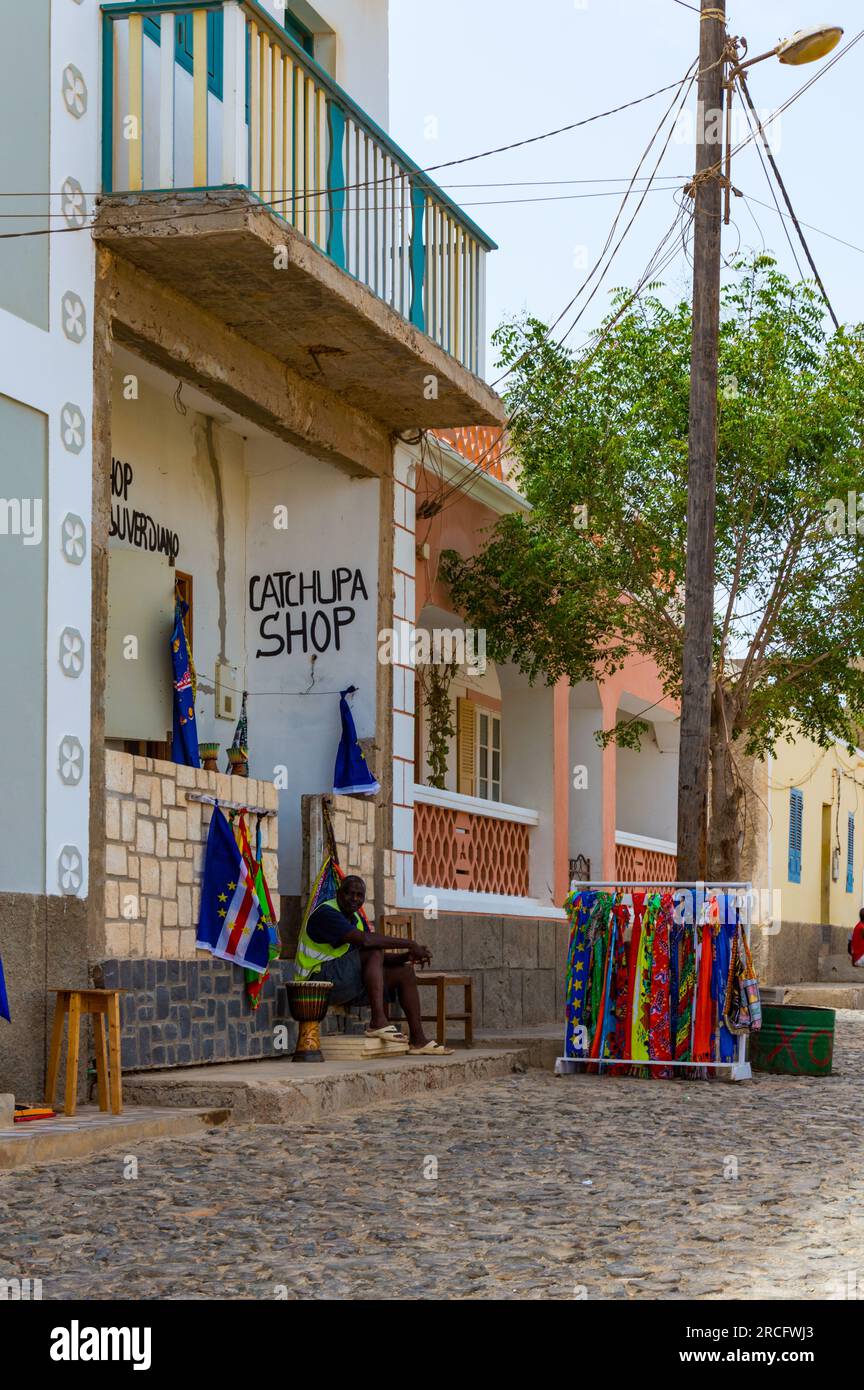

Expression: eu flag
xmin=171 ymin=600 xmax=200 ymax=768
xmin=334 ymin=686 xmax=380 ymax=795
xmin=196 ymin=808 xmax=270 ymax=974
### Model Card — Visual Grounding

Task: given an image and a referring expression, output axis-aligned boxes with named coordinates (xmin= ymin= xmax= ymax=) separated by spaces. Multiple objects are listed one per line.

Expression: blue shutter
xmin=283 ymin=9 xmax=316 ymax=57
xmin=847 ymin=813 xmax=855 ymax=893
xmin=140 ymin=5 xmax=224 ymax=100
xmin=788 ymin=789 xmax=803 ymax=884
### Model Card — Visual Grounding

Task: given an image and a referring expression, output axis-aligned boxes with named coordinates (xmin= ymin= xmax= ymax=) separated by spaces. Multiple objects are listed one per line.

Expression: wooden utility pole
xmin=676 ymin=0 xmax=727 ymax=881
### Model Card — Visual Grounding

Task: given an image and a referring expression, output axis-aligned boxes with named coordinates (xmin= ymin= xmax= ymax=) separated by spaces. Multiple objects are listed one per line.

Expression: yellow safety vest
xmin=295 ymin=897 xmax=362 ymax=978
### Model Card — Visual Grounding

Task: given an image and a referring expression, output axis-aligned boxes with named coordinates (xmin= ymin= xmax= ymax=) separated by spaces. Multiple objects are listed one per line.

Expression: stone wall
xmin=97 ymin=956 xmax=367 ymax=1072
xmin=102 ymin=751 xmax=279 ymax=960
xmin=399 ymin=911 xmax=568 ymax=1034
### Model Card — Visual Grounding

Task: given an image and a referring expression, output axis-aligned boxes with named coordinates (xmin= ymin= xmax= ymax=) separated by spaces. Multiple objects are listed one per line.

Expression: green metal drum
xmin=750 ymin=1003 xmax=835 ymax=1076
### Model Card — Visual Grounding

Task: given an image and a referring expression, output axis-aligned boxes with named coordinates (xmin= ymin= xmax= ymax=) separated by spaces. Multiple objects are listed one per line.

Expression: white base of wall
xmin=407 ymin=885 xmax=567 ymax=920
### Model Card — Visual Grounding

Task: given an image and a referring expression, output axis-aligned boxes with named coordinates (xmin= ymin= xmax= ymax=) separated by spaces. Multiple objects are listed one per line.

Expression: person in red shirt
xmin=849 ymin=909 xmax=864 ymax=967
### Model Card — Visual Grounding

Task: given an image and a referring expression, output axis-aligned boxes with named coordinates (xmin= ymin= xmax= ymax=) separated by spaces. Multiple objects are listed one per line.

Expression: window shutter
xmin=847 ymin=813 xmax=855 ymax=894
xmin=788 ymin=789 xmax=803 ymax=884
xmin=456 ymin=698 xmax=475 ymax=797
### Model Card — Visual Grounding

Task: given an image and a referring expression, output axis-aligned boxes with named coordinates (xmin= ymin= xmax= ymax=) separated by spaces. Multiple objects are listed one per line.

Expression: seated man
xmin=296 ymin=875 xmax=452 ymax=1055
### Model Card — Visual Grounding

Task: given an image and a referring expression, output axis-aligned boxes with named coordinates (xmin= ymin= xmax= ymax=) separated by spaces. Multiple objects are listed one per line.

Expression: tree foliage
xmin=443 ymin=256 xmax=864 ymax=861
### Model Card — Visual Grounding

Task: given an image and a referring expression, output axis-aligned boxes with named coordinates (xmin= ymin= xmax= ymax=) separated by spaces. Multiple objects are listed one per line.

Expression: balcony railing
xmin=413 ymin=785 xmax=536 ymax=897
xmin=101 ymin=1 xmax=495 ymax=376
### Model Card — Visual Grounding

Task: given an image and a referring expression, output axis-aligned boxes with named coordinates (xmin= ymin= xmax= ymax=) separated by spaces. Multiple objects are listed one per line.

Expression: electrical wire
xmin=735 ymin=73 xmax=839 ymax=327
xmin=0 ymin=71 xmax=704 ymax=242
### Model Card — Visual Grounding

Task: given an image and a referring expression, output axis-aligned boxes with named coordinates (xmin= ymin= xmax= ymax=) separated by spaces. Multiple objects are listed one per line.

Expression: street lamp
xmin=777 ymin=25 xmax=844 ymax=65
xmin=676 ymin=4 xmax=844 ymax=883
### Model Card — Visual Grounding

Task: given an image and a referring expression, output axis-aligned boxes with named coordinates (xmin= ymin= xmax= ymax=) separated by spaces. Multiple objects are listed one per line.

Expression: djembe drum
xmin=284 ymin=979 xmax=333 ymax=1062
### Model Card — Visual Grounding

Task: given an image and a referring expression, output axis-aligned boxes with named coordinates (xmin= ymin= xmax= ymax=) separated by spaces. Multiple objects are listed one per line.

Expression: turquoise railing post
xmin=326 ymin=101 xmax=346 ymax=269
xmin=101 ymin=12 xmax=114 ymax=192
xmin=409 ymin=178 xmax=426 ymax=331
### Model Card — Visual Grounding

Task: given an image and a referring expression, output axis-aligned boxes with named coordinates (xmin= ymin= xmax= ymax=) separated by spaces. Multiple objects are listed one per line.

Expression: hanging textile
xmin=624 ymin=891 xmax=645 ymax=1058
xmin=692 ymin=896 xmax=718 ymax=1064
xmin=674 ymin=918 xmax=696 ymax=1063
xmin=226 ymin=690 xmax=249 ymax=771
xmin=333 ymin=686 xmax=380 ymax=796
xmin=610 ymin=902 xmax=630 ymax=1060
xmin=647 ymin=892 xmax=674 ymax=1072
xmin=559 ymin=884 xmax=759 ymax=1080
xmin=171 ymin=599 xmax=200 ymax=768
xmin=0 ymin=944 xmax=10 ymax=1023
xmin=239 ymin=816 xmax=281 ymax=1010
xmin=563 ymin=890 xmax=595 ymax=1058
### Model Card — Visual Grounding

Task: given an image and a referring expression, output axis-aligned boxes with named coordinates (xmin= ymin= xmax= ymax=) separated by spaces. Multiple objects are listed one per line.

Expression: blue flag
xmin=171 ymin=600 xmax=200 ymax=767
xmin=196 ymin=808 xmax=270 ymax=974
xmin=0 ymin=950 xmax=10 ymax=1023
xmin=334 ymin=686 xmax=380 ymax=795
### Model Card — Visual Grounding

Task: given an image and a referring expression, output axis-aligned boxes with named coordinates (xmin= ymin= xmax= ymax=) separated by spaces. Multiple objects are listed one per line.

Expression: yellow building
xmin=764 ymin=733 xmax=864 ymax=982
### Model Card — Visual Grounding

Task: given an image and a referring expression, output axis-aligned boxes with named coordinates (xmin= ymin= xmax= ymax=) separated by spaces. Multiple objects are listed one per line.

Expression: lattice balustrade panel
xmin=615 ymin=843 xmax=678 ymax=884
xmin=470 ymin=815 xmax=530 ymax=895
xmin=414 ymin=800 xmax=531 ymax=896
xmin=413 ymin=800 xmax=459 ymax=890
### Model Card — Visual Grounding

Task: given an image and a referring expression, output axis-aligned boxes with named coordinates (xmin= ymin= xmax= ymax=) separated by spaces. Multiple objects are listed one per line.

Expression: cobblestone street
xmin=3 ymin=1015 xmax=864 ymax=1302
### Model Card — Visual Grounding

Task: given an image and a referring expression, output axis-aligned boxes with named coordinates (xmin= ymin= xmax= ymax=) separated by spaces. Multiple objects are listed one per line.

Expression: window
xmin=847 ymin=813 xmax=855 ymax=894
xmin=282 ymin=8 xmax=316 ymax=57
xmin=140 ymin=4 xmax=224 ymax=100
xmin=788 ymin=788 xmax=803 ymax=884
xmin=477 ymin=710 xmax=502 ymax=802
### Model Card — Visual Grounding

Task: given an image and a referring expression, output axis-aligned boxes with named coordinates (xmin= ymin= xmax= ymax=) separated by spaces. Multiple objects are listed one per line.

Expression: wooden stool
xmin=380 ymin=915 xmax=474 ymax=1048
xmin=45 ymin=989 xmax=125 ymax=1116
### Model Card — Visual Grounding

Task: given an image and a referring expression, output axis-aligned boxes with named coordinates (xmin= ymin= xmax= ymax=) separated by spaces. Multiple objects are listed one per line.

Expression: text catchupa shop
xmin=250 ymin=567 xmax=369 ymax=657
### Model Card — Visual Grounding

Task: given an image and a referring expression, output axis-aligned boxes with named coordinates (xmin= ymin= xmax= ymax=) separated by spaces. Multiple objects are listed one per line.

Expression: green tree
xmin=443 ymin=255 xmax=864 ymax=877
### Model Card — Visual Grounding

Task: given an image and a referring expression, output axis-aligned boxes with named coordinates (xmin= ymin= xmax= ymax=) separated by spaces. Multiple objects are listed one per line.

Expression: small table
xmin=45 ymin=989 xmax=126 ymax=1116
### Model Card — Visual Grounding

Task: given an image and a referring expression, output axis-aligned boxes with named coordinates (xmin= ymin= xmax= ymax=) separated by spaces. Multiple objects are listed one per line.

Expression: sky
xmin=389 ymin=0 xmax=864 ymax=382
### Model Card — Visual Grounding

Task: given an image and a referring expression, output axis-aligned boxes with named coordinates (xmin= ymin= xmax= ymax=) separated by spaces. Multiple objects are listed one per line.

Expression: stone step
xmin=773 ymin=982 xmax=864 ymax=1011
xmin=818 ymin=953 xmax=864 ymax=984
xmin=0 ymin=1104 xmax=231 ymax=1171
xmin=122 ymin=1046 xmax=531 ymax=1124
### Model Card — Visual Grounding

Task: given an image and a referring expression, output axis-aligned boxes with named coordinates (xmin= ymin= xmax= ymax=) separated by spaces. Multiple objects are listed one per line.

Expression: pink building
xmin=382 ymin=426 xmax=680 ymax=1027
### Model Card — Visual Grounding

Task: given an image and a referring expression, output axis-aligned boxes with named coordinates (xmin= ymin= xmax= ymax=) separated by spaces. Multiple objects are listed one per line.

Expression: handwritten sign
xmin=249 ymin=567 xmax=369 ymax=658
xmin=110 ymin=457 xmax=180 ymax=562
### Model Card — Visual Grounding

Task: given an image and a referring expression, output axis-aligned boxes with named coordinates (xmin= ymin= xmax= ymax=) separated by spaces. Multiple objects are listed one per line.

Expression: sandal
xmin=408 ymin=1041 xmax=454 ymax=1055
xmin=365 ymin=1025 xmax=407 ymax=1041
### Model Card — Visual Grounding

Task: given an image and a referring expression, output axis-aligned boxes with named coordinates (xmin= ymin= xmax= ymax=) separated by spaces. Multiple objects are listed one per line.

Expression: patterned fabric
xmin=633 ymin=894 xmax=659 ymax=1063
xmin=611 ymin=903 xmax=630 ymax=1060
xmin=625 ymin=892 xmax=646 ymax=1059
xmin=648 ymin=893 xmax=674 ymax=1068
xmin=675 ymin=922 xmax=696 ymax=1062
xmin=564 ymin=890 xmax=595 ymax=1057
xmin=692 ymin=897 xmax=719 ymax=1064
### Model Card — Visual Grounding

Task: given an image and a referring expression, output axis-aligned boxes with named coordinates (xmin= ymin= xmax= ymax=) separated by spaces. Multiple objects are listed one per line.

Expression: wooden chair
xmin=380 ymin=915 xmax=473 ymax=1048
xmin=45 ymin=988 xmax=125 ymax=1116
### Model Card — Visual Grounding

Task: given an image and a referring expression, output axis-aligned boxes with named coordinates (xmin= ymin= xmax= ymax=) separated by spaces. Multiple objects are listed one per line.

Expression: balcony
xmin=413 ymin=784 xmax=536 ymax=901
xmin=614 ymin=831 xmax=677 ymax=885
xmin=97 ymin=1 xmax=504 ymax=431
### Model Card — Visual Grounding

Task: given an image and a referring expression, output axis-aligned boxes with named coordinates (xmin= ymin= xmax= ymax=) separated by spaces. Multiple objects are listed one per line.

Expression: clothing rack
xmin=184 ymin=792 xmax=278 ymax=818
xmin=555 ymin=880 xmax=754 ymax=1083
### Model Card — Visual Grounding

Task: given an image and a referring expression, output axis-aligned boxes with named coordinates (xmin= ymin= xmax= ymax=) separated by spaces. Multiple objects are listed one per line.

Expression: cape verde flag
xmin=196 ymin=808 xmax=270 ymax=974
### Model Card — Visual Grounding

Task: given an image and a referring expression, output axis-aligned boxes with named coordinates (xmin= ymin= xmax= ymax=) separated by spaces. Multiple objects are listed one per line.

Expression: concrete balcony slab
xmin=94 ymin=190 xmax=506 ymax=434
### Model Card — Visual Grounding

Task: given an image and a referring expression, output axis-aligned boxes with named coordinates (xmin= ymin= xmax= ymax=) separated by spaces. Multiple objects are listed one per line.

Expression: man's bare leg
xmin=360 ymin=948 xmax=391 ymax=1032
xmin=384 ymin=961 xmax=428 ymax=1048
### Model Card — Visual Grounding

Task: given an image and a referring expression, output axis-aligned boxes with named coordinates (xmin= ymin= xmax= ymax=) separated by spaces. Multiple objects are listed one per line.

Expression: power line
xmin=741 ymin=194 xmax=864 ymax=259
xmin=736 ymin=78 xmax=806 ymax=284
xmin=735 ymin=72 xmax=840 ymax=328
